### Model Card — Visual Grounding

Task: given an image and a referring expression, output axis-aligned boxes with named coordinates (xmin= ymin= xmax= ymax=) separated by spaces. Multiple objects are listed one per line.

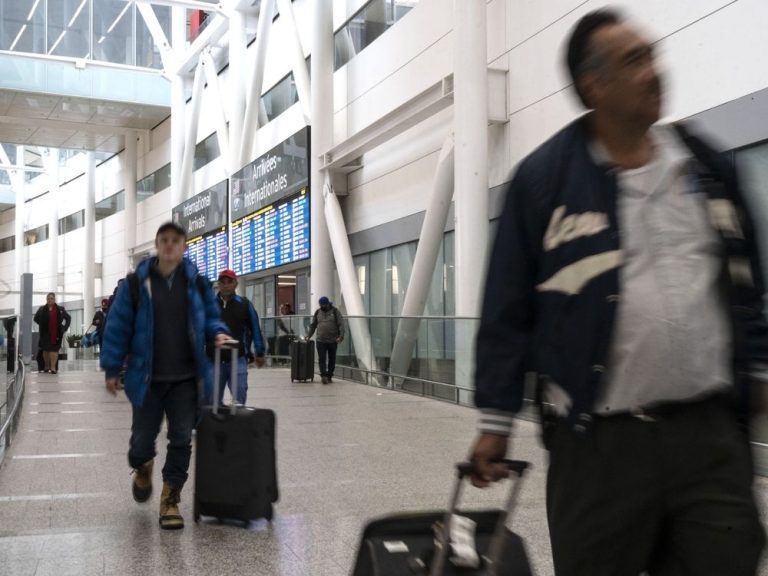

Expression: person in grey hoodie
xmin=306 ymin=296 xmax=344 ymax=384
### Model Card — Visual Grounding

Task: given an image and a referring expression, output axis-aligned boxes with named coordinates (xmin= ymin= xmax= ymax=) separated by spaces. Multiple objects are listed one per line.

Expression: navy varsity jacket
xmin=474 ymin=115 xmax=768 ymax=429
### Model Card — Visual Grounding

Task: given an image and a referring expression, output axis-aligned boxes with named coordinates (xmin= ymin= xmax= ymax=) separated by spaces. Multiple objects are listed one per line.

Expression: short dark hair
xmin=566 ymin=8 xmax=623 ymax=108
xmin=155 ymin=221 xmax=187 ymax=240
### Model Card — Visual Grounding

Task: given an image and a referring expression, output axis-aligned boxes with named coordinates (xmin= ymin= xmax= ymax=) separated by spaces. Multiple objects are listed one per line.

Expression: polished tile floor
xmin=0 ymin=360 xmax=767 ymax=576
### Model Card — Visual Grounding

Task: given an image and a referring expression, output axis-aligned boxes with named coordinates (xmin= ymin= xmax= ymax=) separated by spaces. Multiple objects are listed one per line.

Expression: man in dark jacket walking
xmin=307 ymin=296 xmax=344 ymax=384
xmin=209 ymin=269 xmax=265 ymax=405
xmin=469 ymin=9 xmax=766 ymax=575
xmin=101 ymin=222 xmax=230 ymax=530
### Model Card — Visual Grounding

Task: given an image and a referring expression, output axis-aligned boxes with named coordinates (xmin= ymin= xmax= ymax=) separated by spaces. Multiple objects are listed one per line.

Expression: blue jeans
xmin=128 ymin=379 xmax=197 ymax=488
xmin=214 ymin=356 xmax=248 ymax=405
xmin=315 ymin=341 xmax=338 ymax=378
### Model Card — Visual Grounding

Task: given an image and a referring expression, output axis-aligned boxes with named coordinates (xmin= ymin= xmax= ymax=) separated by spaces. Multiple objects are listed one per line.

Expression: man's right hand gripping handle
xmin=469 ymin=433 xmax=511 ymax=488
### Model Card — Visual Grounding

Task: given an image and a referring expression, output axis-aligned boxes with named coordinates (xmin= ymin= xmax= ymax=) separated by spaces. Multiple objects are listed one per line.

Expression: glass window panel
xmin=334 ymin=0 xmax=420 ymax=70
xmin=1 ymin=0 xmax=45 ymax=54
xmin=262 ymin=73 xmax=298 ymax=123
xmin=0 ymin=236 xmax=15 ymax=254
xmin=136 ymin=163 xmax=171 ymax=202
xmin=24 ymin=223 xmax=48 ymax=246
xmin=58 ymin=210 xmax=84 ymax=234
xmin=47 ymin=0 xmax=91 ymax=59
xmin=93 ymin=0 xmax=134 ymax=66
xmin=136 ymin=3 xmax=169 ymax=69
xmin=443 ymin=231 xmax=455 ymax=316
xmin=194 ymin=132 xmax=220 ymax=171
xmin=95 ymin=190 xmax=124 ymax=221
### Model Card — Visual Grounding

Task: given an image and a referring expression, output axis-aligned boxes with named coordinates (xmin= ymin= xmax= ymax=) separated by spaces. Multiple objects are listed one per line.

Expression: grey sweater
xmin=307 ymin=307 xmax=345 ymax=344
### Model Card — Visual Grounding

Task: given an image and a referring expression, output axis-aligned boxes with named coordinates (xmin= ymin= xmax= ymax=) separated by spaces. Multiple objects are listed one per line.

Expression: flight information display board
xmin=232 ymin=188 xmax=309 ymax=275
xmin=185 ymin=226 xmax=229 ymax=282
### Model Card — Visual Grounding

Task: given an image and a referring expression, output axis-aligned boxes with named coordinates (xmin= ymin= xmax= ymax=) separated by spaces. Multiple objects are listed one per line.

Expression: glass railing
xmin=260 ymin=314 xmax=479 ymax=406
xmin=0 ymin=316 xmax=25 ymax=466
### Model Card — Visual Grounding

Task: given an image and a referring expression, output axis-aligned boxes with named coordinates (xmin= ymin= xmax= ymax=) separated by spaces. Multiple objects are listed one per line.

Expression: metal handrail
xmin=0 ymin=355 xmax=25 ymax=442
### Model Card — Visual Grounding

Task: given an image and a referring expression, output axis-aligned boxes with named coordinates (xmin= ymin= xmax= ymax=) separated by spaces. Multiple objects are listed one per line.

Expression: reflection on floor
xmin=0 ymin=360 xmax=766 ymax=576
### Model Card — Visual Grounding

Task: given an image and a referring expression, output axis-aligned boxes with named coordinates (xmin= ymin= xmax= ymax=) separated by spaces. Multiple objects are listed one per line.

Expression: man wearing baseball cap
xmin=209 ymin=269 xmax=265 ymax=405
xmin=306 ymin=296 xmax=345 ymax=384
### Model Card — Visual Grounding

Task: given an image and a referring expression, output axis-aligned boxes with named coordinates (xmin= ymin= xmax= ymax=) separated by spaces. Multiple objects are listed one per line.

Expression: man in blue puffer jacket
xmin=101 ymin=221 xmax=230 ymax=530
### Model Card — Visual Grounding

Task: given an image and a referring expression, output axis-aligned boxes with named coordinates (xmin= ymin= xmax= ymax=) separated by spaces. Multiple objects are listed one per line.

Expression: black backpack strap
xmin=127 ymin=273 xmax=140 ymax=313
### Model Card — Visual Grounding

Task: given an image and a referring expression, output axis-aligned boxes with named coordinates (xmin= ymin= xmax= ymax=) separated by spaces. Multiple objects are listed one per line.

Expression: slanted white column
xmin=453 ymin=0 xmax=489 ymax=393
xmin=45 ymin=150 xmax=60 ymax=293
xmin=180 ymin=56 xmax=205 ymax=198
xmin=123 ymin=131 xmax=138 ymax=274
xmin=277 ymin=0 xmax=311 ymax=122
xmin=228 ymin=7 xmax=248 ymax=173
xmin=240 ymin=0 xmax=275 ymax=166
xmin=389 ymin=135 xmax=455 ymax=384
xmin=310 ymin=0 xmax=334 ymax=307
xmin=83 ymin=152 xmax=96 ymax=319
xmin=201 ymin=50 xmax=231 ymax=170
xmin=170 ymin=6 xmax=187 ymax=209
xmin=323 ymin=184 xmax=377 ymax=375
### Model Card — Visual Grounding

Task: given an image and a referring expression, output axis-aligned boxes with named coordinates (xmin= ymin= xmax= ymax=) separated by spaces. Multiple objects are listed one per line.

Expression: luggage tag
xmin=448 ymin=514 xmax=481 ymax=569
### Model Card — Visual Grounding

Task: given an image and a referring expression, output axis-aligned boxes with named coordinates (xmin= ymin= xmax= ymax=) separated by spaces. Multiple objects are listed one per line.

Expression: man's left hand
xmin=214 ymin=334 xmax=233 ymax=348
xmin=336 ymin=336 xmax=344 ymax=343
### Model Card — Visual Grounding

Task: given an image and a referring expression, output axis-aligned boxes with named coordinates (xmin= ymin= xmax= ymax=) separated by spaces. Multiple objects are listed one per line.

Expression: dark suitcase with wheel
xmin=290 ymin=338 xmax=314 ymax=382
xmin=352 ymin=460 xmax=532 ymax=576
xmin=194 ymin=341 xmax=279 ymax=524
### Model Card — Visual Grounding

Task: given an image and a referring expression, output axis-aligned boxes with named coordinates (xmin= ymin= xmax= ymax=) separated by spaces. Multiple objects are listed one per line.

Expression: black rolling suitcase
xmin=352 ymin=460 xmax=532 ymax=576
xmin=194 ymin=341 xmax=279 ymax=523
xmin=290 ymin=338 xmax=314 ymax=382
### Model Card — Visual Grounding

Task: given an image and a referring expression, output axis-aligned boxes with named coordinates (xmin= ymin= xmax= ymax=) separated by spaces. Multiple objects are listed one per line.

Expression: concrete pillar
xmin=453 ymin=0 xmax=489 ymax=392
xmin=83 ymin=152 xmax=96 ymax=320
xmin=13 ymin=145 xmax=24 ymax=292
xmin=124 ymin=131 xmax=138 ymax=274
xmin=46 ymin=150 xmax=60 ymax=293
xmin=228 ymin=8 xmax=247 ymax=173
xmin=170 ymin=6 xmax=187 ymax=209
xmin=310 ymin=0 xmax=335 ymax=305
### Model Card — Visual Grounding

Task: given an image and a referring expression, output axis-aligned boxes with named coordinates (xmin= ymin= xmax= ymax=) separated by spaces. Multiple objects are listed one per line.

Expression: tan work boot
xmin=159 ymin=482 xmax=184 ymax=530
xmin=132 ymin=460 xmax=153 ymax=503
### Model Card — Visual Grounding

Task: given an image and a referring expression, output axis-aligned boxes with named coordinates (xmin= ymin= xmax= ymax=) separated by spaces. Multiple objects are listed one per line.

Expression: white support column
xmin=45 ymin=150 xmax=60 ymax=293
xmin=12 ymin=146 xmax=25 ymax=291
xmin=389 ymin=134 xmax=455 ymax=385
xmin=201 ymin=50 xmax=231 ymax=170
xmin=310 ymin=0 xmax=334 ymax=306
xmin=453 ymin=0 xmax=489 ymax=392
xmin=240 ymin=0 xmax=275 ymax=166
xmin=277 ymin=0 xmax=311 ymax=123
xmin=180 ymin=56 xmax=205 ymax=198
xmin=323 ymin=184 xmax=378 ymax=374
xmin=170 ymin=7 xmax=187 ymax=210
xmin=228 ymin=8 xmax=248 ymax=173
xmin=84 ymin=152 xmax=96 ymax=319
xmin=124 ymin=131 xmax=138 ymax=274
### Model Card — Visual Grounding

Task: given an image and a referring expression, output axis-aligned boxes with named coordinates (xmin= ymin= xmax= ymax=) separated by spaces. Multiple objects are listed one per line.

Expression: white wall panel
xmin=344 ymin=149 xmax=439 ymax=234
xmin=505 ymin=0 xmax=734 ymax=116
xmin=487 ymin=0 xmax=507 ymax=64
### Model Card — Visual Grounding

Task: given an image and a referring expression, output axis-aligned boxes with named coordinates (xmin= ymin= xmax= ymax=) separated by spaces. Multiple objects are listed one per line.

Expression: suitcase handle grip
xmin=456 ymin=459 xmax=529 ymax=479
xmin=212 ymin=340 xmax=240 ymax=415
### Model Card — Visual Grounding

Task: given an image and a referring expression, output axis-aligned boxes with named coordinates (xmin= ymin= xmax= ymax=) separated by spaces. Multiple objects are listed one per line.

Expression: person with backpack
xmin=101 ymin=221 xmax=230 ymax=530
xmin=306 ymin=296 xmax=344 ymax=384
xmin=208 ymin=269 xmax=265 ymax=405
xmin=87 ymin=299 xmax=109 ymax=349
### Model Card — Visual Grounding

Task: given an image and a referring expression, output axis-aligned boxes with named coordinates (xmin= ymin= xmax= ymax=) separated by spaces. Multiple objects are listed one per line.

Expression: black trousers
xmin=546 ymin=395 xmax=765 ymax=575
xmin=315 ymin=341 xmax=337 ymax=377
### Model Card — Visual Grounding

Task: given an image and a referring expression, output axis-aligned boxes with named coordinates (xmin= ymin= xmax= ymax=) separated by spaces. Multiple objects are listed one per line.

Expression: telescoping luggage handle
xmin=212 ymin=339 xmax=240 ymax=416
xmin=429 ymin=459 xmax=530 ymax=576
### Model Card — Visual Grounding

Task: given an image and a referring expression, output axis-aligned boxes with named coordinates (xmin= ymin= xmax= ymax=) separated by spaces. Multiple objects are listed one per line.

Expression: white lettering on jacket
xmin=536 ymin=250 xmax=623 ymax=295
xmin=544 ymin=206 xmax=610 ymax=251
